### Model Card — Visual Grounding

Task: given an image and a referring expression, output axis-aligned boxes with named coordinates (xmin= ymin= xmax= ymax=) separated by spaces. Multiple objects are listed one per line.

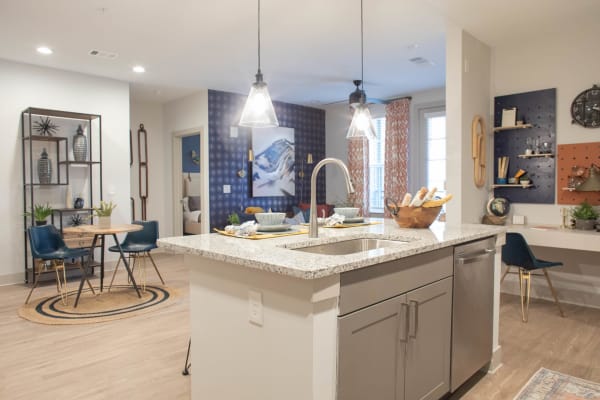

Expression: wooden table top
xmin=63 ymin=223 xmax=143 ymax=235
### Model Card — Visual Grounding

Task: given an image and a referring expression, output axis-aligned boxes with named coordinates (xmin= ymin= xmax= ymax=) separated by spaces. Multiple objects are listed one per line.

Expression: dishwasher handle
xmin=456 ymin=248 xmax=495 ymax=264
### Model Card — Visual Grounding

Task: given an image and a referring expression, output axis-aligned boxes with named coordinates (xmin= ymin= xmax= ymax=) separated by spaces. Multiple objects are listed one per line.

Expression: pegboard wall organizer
xmin=493 ymin=88 xmax=556 ymax=204
xmin=556 ymin=142 xmax=600 ymax=205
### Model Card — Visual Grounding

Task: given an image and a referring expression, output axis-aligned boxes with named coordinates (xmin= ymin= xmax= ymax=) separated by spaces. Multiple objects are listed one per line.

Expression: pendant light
xmin=346 ymin=0 xmax=376 ymax=140
xmin=239 ymin=0 xmax=279 ymax=128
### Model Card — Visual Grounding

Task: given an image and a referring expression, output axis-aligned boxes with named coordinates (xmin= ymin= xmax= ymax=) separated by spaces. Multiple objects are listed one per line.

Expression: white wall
xmin=129 ymin=101 xmax=167 ymax=237
xmin=492 ymin=24 xmax=600 ymax=308
xmin=0 ymin=59 xmax=130 ymax=284
xmin=445 ymin=27 xmax=492 ymax=226
xmin=492 ymin=23 xmax=600 ymax=225
xmin=162 ymin=90 xmax=209 ymax=235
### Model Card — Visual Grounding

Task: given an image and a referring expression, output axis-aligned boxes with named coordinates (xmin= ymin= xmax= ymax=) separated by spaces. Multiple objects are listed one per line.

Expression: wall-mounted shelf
xmin=517 ymin=153 xmax=555 ymax=159
xmin=493 ymin=124 xmax=533 ymax=132
xmin=491 ymin=183 xmax=533 ymax=189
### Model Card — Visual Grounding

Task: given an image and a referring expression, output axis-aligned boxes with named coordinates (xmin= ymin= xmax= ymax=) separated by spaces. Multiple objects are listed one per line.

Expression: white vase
xmin=97 ymin=216 xmax=111 ymax=229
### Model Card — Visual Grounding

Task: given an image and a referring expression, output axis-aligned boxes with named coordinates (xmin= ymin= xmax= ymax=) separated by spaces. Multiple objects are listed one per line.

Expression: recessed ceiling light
xmin=36 ymin=46 xmax=53 ymax=55
xmin=132 ymin=65 xmax=145 ymax=73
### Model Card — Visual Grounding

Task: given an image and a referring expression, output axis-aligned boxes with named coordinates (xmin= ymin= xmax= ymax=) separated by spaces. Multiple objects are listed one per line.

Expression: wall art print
xmin=251 ymin=127 xmax=295 ymax=197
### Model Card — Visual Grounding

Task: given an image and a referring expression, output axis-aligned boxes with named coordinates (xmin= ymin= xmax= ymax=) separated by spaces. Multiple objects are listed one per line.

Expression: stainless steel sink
xmin=292 ymin=238 xmax=407 ymax=256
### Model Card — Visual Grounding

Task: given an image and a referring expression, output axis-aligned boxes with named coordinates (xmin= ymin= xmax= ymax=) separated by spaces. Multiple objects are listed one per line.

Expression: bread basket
xmin=391 ymin=206 xmax=442 ymax=228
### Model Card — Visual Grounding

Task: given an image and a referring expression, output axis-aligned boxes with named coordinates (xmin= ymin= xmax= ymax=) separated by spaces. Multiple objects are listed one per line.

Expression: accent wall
xmin=208 ymin=90 xmax=326 ymax=229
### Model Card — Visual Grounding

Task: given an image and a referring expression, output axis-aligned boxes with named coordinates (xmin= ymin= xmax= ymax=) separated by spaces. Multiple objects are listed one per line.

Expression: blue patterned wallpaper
xmin=208 ymin=90 xmax=326 ymax=229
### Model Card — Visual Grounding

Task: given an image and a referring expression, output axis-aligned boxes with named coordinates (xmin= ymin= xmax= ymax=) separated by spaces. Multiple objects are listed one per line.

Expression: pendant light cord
xmin=360 ymin=0 xmax=364 ymax=91
xmin=257 ymin=0 xmax=261 ymax=74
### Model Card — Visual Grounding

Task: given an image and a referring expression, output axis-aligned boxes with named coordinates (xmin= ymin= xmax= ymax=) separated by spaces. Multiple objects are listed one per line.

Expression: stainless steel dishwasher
xmin=451 ymin=236 xmax=496 ymax=392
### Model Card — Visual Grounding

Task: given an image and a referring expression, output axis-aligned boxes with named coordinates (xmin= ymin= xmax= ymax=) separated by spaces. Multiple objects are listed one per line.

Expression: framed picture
xmin=501 ymin=107 xmax=517 ymax=127
xmin=251 ymin=127 xmax=295 ymax=197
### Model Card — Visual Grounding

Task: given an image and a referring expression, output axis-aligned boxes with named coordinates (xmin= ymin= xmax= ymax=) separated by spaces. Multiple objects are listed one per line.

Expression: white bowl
xmin=255 ymin=212 xmax=286 ymax=226
xmin=334 ymin=207 xmax=359 ymax=218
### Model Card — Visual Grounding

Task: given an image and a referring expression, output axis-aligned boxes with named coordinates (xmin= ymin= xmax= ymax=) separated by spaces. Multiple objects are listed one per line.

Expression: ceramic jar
xmin=37 ymin=148 xmax=52 ymax=184
xmin=73 ymin=124 xmax=88 ymax=162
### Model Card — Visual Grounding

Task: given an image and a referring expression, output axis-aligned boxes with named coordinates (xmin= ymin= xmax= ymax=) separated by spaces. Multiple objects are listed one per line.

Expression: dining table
xmin=63 ymin=223 xmax=143 ymax=307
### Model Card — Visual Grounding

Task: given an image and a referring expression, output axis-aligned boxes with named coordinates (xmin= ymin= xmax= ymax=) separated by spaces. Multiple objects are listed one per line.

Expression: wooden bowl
xmin=392 ymin=206 xmax=442 ymax=229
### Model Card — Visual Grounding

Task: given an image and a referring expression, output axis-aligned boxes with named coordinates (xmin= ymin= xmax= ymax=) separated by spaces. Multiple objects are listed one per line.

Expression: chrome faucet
xmin=309 ymin=158 xmax=355 ymax=238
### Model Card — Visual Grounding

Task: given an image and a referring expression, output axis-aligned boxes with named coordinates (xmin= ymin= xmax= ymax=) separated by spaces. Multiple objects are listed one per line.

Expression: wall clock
xmin=571 ymin=84 xmax=600 ymax=128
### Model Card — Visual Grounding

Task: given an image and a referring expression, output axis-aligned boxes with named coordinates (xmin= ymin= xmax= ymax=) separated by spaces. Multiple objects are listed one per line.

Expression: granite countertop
xmin=158 ymin=219 xmax=506 ymax=279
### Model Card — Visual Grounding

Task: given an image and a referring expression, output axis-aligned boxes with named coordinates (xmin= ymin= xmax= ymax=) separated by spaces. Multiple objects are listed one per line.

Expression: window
xmin=423 ymin=110 xmax=446 ymax=198
xmin=368 ymin=118 xmax=385 ymax=213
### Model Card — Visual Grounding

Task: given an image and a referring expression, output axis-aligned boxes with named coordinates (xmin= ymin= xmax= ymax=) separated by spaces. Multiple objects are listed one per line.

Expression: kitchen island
xmin=158 ymin=219 xmax=505 ymax=400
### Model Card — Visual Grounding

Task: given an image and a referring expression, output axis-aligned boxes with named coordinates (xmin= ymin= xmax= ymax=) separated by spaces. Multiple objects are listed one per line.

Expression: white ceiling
xmin=0 ymin=0 xmax=596 ymax=105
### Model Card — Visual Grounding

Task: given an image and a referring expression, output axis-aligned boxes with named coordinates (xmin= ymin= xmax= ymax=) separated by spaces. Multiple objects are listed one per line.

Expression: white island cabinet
xmin=158 ymin=220 xmax=505 ymax=400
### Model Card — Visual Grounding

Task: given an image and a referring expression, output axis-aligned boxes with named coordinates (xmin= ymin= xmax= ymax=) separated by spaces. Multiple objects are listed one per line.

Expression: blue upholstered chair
xmin=501 ymin=232 xmax=565 ymax=322
xmin=26 ymin=225 xmax=96 ymax=305
xmin=107 ymin=220 xmax=164 ymax=291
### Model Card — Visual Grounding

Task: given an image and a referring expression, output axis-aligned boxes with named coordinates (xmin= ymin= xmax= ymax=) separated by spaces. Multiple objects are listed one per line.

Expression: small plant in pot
xmin=571 ymin=200 xmax=599 ymax=230
xmin=25 ymin=203 xmax=53 ymax=226
xmin=93 ymin=200 xmax=117 ymax=228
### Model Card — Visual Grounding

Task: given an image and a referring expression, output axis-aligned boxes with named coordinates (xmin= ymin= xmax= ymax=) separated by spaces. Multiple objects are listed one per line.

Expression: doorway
xmin=172 ymin=128 xmax=205 ymax=236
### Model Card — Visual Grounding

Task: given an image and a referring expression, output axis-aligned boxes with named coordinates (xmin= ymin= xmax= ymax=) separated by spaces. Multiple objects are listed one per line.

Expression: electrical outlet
xmin=223 ymin=185 xmax=231 ymax=194
xmin=230 ymin=126 xmax=238 ymax=138
xmin=248 ymin=290 xmax=263 ymax=326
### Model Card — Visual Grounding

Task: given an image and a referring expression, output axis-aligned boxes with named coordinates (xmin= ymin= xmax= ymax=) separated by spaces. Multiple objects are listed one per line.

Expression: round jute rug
xmin=18 ymin=285 xmax=179 ymax=325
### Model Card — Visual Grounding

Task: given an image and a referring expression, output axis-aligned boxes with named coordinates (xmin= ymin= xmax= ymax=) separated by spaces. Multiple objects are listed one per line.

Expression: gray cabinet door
xmin=404 ymin=277 xmax=453 ymax=400
xmin=338 ymin=294 xmax=408 ymax=400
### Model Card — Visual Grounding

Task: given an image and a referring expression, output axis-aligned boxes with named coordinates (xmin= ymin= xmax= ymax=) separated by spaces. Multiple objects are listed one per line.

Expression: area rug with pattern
xmin=18 ymin=285 xmax=179 ymax=325
xmin=514 ymin=368 xmax=600 ymax=400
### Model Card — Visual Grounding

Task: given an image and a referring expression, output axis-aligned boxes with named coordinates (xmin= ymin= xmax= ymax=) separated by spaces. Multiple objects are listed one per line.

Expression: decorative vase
xmin=37 ymin=148 xmax=52 ymax=184
xmin=35 ymin=220 xmax=47 ymax=226
xmin=74 ymin=197 xmax=84 ymax=209
xmin=65 ymin=186 xmax=73 ymax=208
xmin=97 ymin=216 xmax=111 ymax=229
xmin=73 ymin=124 xmax=88 ymax=161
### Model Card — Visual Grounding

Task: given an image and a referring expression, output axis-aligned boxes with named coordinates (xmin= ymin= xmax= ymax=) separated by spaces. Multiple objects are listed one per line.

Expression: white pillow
xmin=284 ymin=210 xmax=306 ymax=226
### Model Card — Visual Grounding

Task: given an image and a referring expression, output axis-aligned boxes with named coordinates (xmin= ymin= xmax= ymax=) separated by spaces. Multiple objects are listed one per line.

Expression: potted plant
xmin=519 ymin=174 xmax=531 ymax=187
xmin=571 ymin=201 xmax=599 ymax=230
xmin=227 ymin=212 xmax=240 ymax=226
xmin=25 ymin=203 xmax=53 ymax=226
xmin=93 ymin=200 xmax=117 ymax=228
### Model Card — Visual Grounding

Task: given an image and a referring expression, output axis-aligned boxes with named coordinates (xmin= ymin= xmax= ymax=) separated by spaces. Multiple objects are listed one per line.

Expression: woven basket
xmin=392 ymin=206 xmax=442 ymax=229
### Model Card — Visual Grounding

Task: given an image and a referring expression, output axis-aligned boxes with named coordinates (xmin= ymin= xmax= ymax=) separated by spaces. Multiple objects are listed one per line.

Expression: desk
xmin=508 ymin=224 xmax=600 ymax=251
xmin=64 ymin=224 xmax=143 ymax=307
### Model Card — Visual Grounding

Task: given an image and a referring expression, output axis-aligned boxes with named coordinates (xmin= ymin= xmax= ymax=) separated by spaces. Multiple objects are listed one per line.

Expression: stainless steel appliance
xmin=451 ymin=237 xmax=496 ymax=392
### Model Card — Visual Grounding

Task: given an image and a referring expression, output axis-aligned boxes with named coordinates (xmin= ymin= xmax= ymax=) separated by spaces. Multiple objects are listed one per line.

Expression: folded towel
xmin=324 ymin=214 xmax=345 ymax=227
xmin=225 ymin=221 xmax=258 ymax=237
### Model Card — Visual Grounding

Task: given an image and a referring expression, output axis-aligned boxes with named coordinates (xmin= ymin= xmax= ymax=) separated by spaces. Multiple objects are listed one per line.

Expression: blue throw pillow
xmin=293 ymin=206 xmax=310 ymax=222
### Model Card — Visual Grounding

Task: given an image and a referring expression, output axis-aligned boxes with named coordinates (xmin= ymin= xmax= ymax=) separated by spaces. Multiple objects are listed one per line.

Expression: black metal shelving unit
xmin=22 ymin=107 xmax=103 ymax=284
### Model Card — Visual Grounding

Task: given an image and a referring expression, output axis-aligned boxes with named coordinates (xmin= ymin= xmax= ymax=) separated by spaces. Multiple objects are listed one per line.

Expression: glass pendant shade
xmin=239 ymin=72 xmax=279 ymax=128
xmin=346 ymin=103 xmax=376 ymax=140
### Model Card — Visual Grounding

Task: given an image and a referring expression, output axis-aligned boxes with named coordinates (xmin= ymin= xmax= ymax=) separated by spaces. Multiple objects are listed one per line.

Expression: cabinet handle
xmin=409 ymin=300 xmax=418 ymax=338
xmin=398 ymin=303 xmax=409 ymax=342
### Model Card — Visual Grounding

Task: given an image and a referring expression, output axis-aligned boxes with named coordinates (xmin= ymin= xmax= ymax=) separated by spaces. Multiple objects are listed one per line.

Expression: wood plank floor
xmin=1 ymin=254 xmax=599 ymax=399
xmin=0 ymin=254 xmax=190 ymax=400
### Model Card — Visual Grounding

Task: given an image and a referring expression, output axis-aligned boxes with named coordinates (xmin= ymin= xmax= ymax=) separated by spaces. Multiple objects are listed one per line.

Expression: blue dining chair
xmin=501 ymin=232 xmax=565 ymax=322
xmin=107 ymin=220 xmax=164 ymax=291
xmin=26 ymin=225 xmax=96 ymax=305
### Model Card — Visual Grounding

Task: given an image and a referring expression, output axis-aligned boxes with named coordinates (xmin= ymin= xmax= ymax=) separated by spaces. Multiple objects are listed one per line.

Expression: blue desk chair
xmin=107 ymin=220 xmax=164 ymax=291
xmin=501 ymin=232 xmax=565 ymax=322
xmin=26 ymin=225 xmax=96 ymax=305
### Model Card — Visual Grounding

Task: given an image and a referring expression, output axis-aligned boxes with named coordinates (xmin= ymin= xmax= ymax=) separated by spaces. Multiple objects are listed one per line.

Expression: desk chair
xmin=26 ymin=225 xmax=96 ymax=305
xmin=501 ymin=232 xmax=565 ymax=322
xmin=107 ymin=220 xmax=164 ymax=291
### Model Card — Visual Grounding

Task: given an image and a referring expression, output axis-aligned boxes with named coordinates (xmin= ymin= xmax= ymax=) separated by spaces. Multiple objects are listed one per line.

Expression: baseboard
xmin=0 ymin=272 xmax=25 ymax=286
xmin=487 ymin=346 xmax=503 ymax=374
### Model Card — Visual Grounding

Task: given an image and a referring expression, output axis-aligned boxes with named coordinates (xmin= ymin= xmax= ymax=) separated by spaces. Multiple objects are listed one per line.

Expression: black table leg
xmin=100 ymin=235 xmax=105 ymax=292
xmin=113 ymin=233 xmax=141 ymax=298
xmin=74 ymin=234 xmax=99 ymax=308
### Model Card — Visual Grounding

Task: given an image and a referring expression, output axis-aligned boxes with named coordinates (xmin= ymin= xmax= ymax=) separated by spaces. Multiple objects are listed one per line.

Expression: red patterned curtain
xmin=384 ymin=98 xmax=410 ymax=217
xmin=347 ymin=137 xmax=370 ymax=217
